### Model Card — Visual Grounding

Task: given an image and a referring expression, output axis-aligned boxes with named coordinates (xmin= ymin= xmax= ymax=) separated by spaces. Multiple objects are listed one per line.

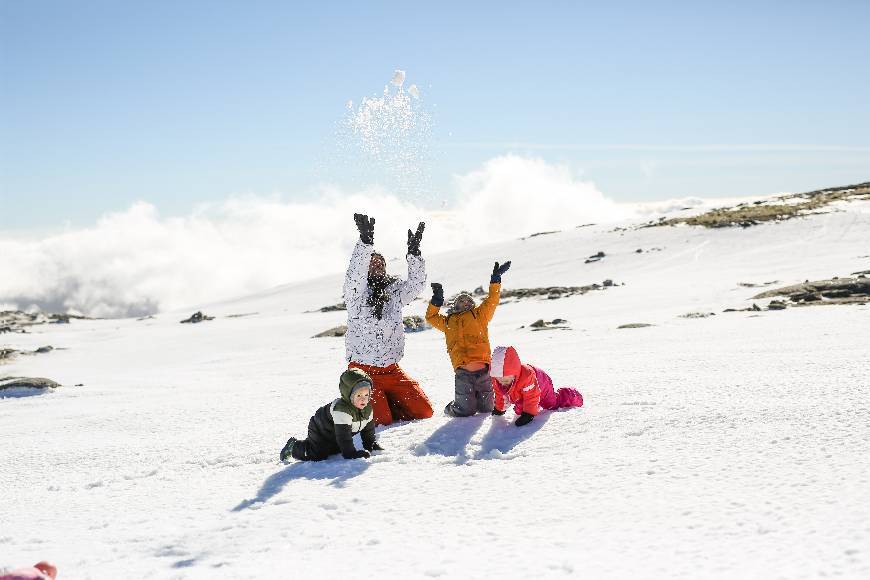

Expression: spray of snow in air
xmin=338 ymin=69 xmax=432 ymax=200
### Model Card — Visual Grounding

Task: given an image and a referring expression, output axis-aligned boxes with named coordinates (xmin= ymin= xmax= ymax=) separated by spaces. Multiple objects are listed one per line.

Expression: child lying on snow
xmin=425 ymin=261 xmax=511 ymax=417
xmin=490 ymin=346 xmax=584 ymax=426
xmin=280 ymin=369 xmax=383 ymax=461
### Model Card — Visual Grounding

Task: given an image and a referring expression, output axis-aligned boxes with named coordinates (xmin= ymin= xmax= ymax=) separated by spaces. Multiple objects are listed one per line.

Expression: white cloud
xmin=0 ymin=155 xmax=641 ymax=318
xmin=452 ymin=154 xmax=632 ymax=232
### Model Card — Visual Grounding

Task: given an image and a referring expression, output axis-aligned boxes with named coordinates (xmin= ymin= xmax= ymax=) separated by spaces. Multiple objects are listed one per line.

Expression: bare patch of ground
xmin=750 ymin=276 xmax=870 ymax=307
xmin=644 ymin=181 xmax=870 ymax=229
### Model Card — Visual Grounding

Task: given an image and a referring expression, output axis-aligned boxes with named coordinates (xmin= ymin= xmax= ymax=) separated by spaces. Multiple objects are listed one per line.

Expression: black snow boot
xmin=280 ymin=437 xmax=299 ymax=462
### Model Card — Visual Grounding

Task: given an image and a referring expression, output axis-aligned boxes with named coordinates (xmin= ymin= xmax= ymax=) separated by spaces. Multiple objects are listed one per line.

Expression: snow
xmin=390 ymin=69 xmax=406 ymax=87
xmin=337 ymin=71 xmax=432 ymax=201
xmin=2 ymin=201 xmax=869 ymax=578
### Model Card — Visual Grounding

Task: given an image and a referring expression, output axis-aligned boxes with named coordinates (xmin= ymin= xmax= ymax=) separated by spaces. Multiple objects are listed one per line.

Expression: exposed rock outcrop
xmin=499 ymin=282 xmax=618 ymax=302
xmin=751 ymin=277 xmax=870 ymax=306
xmin=1 ymin=310 xmax=91 ymax=334
xmin=521 ymin=230 xmax=560 ymax=240
xmin=680 ymin=312 xmax=716 ymax=319
xmin=313 ymin=325 xmax=347 ymax=338
xmin=0 ymin=346 xmax=57 ymax=364
xmin=644 ymin=181 xmax=870 ymax=229
xmin=402 ymin=315 xmax=431 ymax=333
xmin=316 ymin=303 xmax=347 ymax=313
xmin=585 ymin=251 xmax=606 ymax=264
xmin=0 ymin=377 xmax=61 ymax=391
xmin=523 ymin=318 xmax=571 ymax=331
xmin=180 ymin=311 xmax=214 ymax=324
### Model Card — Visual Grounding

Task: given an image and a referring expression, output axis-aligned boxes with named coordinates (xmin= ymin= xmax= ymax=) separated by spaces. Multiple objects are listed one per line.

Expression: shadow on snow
xmin=416 ymin=414 xmax=488 ymax=457
xmin=232 ymin=458 xmax=369 ymax=512
xmin=0 ymin=387 xmax=52 ymax=399
xmin=474 ymin=411 xmax=551 ymax=459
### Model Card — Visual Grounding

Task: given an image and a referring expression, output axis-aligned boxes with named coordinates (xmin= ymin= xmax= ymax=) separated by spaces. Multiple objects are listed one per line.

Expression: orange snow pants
xmin=348 ymin=362 xmax=434 ymax=426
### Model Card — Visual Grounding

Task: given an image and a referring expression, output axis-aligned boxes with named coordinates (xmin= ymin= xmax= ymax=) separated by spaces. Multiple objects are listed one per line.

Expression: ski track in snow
xmin=2 ymin=202 xmax=870 ymax=579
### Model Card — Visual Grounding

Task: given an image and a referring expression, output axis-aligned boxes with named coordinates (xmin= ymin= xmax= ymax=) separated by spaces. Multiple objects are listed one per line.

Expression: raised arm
xmin=425 ymin=283 xmax=447 ymax=332
xmin=397 ymin=221 xmax=426 ymax=305
xmin=343 ymin=213 xmax=376 ymax=309
xmin=476 ymin=260 xmax=510 ymax=323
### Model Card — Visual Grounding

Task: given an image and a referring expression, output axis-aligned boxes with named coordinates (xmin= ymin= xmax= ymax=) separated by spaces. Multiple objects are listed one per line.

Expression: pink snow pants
xmin=513 ymin=366 xmax=584 ymax=415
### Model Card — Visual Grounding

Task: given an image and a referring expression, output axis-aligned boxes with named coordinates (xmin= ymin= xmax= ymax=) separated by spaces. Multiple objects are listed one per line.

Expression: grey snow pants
xmin=445 ymin=366 xmax=494 ymax=417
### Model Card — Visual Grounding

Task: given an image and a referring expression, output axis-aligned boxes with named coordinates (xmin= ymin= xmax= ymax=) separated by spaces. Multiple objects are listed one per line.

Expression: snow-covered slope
xmin=2 ymin=201 xmax=869 ymax=579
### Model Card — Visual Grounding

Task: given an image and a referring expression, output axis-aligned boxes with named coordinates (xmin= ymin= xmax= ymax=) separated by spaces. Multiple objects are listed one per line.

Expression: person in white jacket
xmin=343 ymin=213 xmax=433 ymax=425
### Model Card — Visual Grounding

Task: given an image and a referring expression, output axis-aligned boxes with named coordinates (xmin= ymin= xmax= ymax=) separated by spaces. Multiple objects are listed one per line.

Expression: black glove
xmin=430 ymin=282 xmax=444 ymax=307
xmin=364 ymin=442 xmax=384 ymax=452
xmin=344 ymin=449 xmax=371 ymax=459
xmin=407 ymin=222 xmax=425 ymax=256
xmin=515 ymin=412 xmax=534 ymax=427
xmin=491 ymin=260 xmax=512 ymax=283
xmin=354 ymin=213 xmax=375 ymax=245
xmin=491 ymin=408 xmax=506 ymax=416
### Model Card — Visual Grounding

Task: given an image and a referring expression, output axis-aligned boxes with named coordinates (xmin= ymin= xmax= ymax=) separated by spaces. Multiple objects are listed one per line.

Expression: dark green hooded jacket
xmin=306 ymin=369 xmax=377 ymax=459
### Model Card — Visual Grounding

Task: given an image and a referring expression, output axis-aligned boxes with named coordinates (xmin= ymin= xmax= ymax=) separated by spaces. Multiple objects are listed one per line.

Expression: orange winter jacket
xmin=425 ymin=283 xmax=501 ymax=370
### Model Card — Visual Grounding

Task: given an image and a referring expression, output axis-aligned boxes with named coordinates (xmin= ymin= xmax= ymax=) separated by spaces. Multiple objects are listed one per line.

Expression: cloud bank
xmin=1 ymin=156 xmax=642 ymax=317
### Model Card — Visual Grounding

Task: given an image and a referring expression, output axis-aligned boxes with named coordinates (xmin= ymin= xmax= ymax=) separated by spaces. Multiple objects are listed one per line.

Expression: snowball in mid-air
xmin=390 ymin=69 xmax=406 ymax=87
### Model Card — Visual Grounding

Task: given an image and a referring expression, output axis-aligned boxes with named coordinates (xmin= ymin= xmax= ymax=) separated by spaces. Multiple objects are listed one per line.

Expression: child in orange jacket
xmin=490 ymin=345 xmax=584 ymax=426
xmin=426 ymin=261 xmax=511 ymax=417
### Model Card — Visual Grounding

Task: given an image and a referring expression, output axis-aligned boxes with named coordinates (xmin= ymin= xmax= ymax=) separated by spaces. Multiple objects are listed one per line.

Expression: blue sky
xmin=2 ymin=0 xmax=869 ymax=230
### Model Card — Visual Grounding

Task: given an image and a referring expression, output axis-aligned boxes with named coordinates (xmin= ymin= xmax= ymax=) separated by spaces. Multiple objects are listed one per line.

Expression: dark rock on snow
xmin=521 ymin=230 xmax=560 ymax=240
xmin=500 ymin=283 xmax=617 ymax=302
xmin=585 ymin=251 xmax=606 ymax=264
xmin=525 ymin=319 xmax=571 ymax=331
xmin=0 ymin=377 xmax=61 ymax=391
xmin=751 ymin=277 xmax=870 ymax=307
xmin=680 ymin=312 xmax=716 ymax=319
xmin=313 ymin=325 xmax=348 ymax=338
xmin=0 ymin=345 xmax=57 ymax=363
xmin=402 ymin=315 xmax=431 ymax=333
xmin=180 ymin=311 xmax=215 ymax=324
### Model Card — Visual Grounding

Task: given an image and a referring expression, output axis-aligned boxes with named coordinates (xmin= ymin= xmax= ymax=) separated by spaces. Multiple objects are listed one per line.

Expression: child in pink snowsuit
xmin=490 ymin=345 xmax=583 ymax=426
xmin=0 ymin=561 xmax=57 ymax=580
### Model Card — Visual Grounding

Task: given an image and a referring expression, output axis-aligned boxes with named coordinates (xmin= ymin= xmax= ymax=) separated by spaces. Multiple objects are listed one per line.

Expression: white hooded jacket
xmin=343 ymin=240 xmax=426 ymax=367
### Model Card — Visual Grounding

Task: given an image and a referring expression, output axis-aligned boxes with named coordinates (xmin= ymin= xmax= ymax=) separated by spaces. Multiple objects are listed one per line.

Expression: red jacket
xmin=491 ymin=346 xmax=541 ymax=415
